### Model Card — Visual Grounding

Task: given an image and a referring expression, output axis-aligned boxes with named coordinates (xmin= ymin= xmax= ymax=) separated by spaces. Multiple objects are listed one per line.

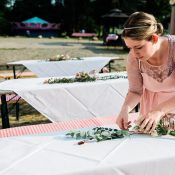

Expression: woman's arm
xmin=116 ymin=54 xmax=143 ymax=129
xmin=116 ymin=91 xmax=141 ymax=129
xmin=120 ymin=91 xmax=141 ymax=113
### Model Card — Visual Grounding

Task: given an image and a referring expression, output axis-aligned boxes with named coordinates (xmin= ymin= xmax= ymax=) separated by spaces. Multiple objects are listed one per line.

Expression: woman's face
xmin=124 ymin=37 xmax=156 ymax=62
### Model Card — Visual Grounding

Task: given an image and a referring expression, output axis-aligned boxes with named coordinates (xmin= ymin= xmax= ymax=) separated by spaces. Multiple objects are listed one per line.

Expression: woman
xmin=116 ymin=12 xmax=175 ymax=133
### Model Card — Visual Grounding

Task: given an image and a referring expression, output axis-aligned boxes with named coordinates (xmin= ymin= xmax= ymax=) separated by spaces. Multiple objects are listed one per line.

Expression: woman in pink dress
xmin=116 ymin=12 xmax=175 ymax=133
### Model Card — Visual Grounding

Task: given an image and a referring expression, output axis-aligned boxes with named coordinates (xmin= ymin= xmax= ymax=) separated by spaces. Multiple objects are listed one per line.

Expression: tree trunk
xmin=170 ymin=5 xmax=175 ymax=34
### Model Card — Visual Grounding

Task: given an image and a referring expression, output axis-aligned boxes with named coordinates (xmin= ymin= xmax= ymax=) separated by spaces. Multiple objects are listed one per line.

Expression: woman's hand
xmin=116 ymin=112 xmax=131 ymax=130
xmin=136 ymin=110 xmax=165 ymax=133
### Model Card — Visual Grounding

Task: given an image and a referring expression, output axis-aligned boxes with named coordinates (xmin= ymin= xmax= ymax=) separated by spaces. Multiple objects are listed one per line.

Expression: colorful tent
xmin=12 ymin=17 xmax=61 ymax=37
xmin=22 ymin=17 xmax=48 ymax=24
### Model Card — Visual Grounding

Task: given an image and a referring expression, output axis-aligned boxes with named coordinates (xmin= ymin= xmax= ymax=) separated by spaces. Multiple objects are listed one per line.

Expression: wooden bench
xmin=0 ymin=71 xmax=36 ymax=79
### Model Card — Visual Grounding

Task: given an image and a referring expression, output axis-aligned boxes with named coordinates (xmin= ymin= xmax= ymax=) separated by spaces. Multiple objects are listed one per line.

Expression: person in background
xmin=116 ymin=12 xmax=175 ymax=133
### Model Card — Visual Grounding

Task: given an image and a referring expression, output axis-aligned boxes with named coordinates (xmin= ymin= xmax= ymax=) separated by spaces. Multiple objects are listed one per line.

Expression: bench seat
xmin=0 ymin=72 xmax=36 ymax=79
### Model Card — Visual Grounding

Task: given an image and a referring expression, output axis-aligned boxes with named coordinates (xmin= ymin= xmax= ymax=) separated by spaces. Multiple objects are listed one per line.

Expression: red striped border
xmin=0 ymin=116 xmax=116 ymax=138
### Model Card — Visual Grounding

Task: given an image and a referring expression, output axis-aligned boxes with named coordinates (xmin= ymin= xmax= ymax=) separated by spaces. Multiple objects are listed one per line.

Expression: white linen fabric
xmin=0 ymin=72 xmax=128 ymax=122
xmin=0 ymin=125 xmax=175 ymax=175
xmin=8 ymin=57 xmax=115 ymax=77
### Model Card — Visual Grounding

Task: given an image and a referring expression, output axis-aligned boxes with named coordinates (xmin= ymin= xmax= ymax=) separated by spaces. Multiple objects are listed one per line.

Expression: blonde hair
xmin=122 ymin=12 xmax=164 ymax=40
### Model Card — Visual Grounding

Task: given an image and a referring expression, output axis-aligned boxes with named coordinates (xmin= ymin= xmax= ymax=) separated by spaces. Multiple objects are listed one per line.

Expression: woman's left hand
xmin=136 ymin=111 xmax=165 ymax=134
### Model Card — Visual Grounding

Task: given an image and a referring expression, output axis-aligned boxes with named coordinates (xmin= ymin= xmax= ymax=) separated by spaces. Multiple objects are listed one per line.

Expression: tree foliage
xmin=0 ymin=0 xmax=172 ymax=36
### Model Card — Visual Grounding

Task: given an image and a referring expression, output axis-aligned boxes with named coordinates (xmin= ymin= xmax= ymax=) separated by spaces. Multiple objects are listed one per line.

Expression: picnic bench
xmin=0 ymin=64 xmax=36 ymax=128
xmin=0 ymin=71 xmax=36 ymax=79
xmin=0 ymin=90 xmax=25 ymax=128
xmin=0 ymin=90 xmax=15 ymax=128
xmin=71 ymin=32 xmax=97 ymax=40
xmin=0 ymin=63 xmax=36 ymax=79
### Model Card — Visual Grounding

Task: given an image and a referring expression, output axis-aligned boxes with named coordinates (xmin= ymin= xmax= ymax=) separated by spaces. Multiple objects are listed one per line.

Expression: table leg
xmin=1 ymin=95 xmax=10 ymax=128
xmin=108 ymin=61 xmax=112 ymax=72
xmin=12 ymin=65 xmax=16 ymax=79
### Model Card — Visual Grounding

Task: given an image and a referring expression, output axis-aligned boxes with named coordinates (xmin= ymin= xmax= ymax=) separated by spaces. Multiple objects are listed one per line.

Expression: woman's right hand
xmin=116 ymin=111 xmax=131 ymax=130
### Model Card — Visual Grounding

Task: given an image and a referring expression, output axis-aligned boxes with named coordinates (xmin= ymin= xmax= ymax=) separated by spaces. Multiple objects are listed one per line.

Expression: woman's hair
xmin=122 ymin=12 xmax=164 ymax=40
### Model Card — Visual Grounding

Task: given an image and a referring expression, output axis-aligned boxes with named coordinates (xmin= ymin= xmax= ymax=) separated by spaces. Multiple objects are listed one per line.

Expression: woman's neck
xmin=146 ymin=37 xmax=168 ymax=66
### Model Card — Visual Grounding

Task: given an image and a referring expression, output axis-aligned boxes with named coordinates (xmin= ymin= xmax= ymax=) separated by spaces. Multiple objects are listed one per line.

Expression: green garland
xmin=45 ymin=73 xmax=127 ymax=84
xmin=66 ymin=122 xmax=175 ymax=145
xmin=66 ymin=127 xmax=129 ymax=144
xmin=47 ymin=76 xmax=96 ymax=84
xmin=98 ymin=74 xmax=127 ymax=81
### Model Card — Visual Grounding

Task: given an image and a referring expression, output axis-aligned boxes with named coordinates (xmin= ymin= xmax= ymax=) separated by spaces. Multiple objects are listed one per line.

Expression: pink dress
xmin=127 ymin=35 xmax=175 ymax=116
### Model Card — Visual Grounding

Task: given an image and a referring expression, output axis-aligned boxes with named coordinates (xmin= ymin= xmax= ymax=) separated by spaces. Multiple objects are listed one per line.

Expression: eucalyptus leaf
xmin=65 ymin=127 xmax=129 ymax=144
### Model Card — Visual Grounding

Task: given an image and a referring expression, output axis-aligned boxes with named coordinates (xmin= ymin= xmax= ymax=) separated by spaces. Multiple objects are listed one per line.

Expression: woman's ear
xmin=152 ymin=34 xmax=158 ymax=43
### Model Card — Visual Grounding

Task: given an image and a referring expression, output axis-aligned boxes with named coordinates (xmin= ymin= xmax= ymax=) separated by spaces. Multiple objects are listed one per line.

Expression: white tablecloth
xmin=8 ymin=57 xmax=116 ymax=77
xmin=0 ymin=72 xmax=128 ymax=122
xmin=0 ymin=123 xmax=175 ymax=175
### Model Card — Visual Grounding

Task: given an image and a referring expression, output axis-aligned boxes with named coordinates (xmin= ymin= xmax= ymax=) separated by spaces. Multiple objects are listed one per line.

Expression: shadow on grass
xmin=0 ymin=102 xmax=51 ymax=129
xmin=40 ymin=40 xmax=129 ymax=55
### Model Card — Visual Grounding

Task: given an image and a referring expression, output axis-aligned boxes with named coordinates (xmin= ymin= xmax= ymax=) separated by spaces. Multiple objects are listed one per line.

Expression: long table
xmin=0 ymin=115 xmax=175 ymax=175
xmin=0 ymin=72 xmax=128 ymax=127
xmin=8 ymin=57 xmax=117 ymax=78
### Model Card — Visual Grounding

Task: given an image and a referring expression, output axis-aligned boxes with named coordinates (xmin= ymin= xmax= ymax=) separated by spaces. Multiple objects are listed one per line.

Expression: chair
xmin=105 ymin=34 xmax=118 ymax=46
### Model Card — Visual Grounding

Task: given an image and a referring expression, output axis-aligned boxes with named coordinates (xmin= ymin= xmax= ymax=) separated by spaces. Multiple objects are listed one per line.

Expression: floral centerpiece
xmin=75 ymin=72 xmax=96 ymax=82
xmin=44 ymin=72 xmax=96 ymax=84
xmin=48 ymin=54 xmax=82 ymax=61
xmin=132 ymin=116 xmax=175 ymax=136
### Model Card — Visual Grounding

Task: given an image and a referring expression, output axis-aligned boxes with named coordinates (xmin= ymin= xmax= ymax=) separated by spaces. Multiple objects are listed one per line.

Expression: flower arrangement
xmin=75 ymin=72 xmax=96 ymax=82
xmin=44 ymin=72 xmax=96 ymax=84
xmin=48 ymin=54 xmax=82 ymax=61
xmin=132 ymin=116 xmax=175 ymax=137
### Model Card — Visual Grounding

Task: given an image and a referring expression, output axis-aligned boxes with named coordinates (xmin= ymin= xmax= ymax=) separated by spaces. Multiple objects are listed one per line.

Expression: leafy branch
xmin=156 ymin=120 xmax=175 ymax=136
xmin=98 ymin=74 xmax=127 ymax=80
xmin=66 ymin=127 xmax=129 ymax=145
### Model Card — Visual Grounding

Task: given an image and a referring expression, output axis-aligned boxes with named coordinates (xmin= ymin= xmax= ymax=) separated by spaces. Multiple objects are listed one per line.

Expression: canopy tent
xmin=101 ymin=9 xmax=128 ymax=25
xmin=22 ymin=17 xmax=49 ymax=24
xmin=12 ymin=16 xmax=61 ymax=37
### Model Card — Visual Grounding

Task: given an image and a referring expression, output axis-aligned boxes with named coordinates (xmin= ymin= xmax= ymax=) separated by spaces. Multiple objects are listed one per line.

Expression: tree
xmin=0 ymin=0 xmax=12 ymax=35
xmin=0 ymin=0 xmax=172 ymax=36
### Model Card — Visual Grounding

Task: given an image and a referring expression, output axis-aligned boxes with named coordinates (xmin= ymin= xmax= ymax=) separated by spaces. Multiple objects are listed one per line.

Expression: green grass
xmin=0 ymin=102 xmax=51 ymax=129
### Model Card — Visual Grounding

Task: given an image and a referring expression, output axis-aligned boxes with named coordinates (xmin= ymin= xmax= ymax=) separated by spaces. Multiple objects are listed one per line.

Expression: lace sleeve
xmin=127 ymin=54 xmax=143 ymax=95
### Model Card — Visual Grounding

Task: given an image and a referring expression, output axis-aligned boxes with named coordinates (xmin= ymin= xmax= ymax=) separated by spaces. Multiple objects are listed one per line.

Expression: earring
xmin=152 ymin=34 xmax=158 ymax=43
